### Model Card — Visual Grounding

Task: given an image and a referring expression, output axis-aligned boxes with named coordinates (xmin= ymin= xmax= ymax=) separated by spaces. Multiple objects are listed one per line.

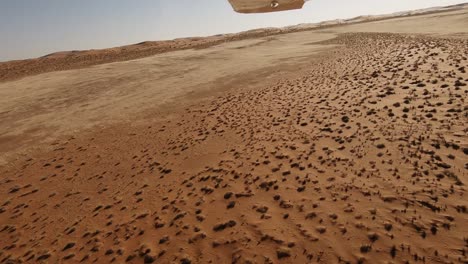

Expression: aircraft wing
xmin=228 ymin=0 xmax=306 ymax=13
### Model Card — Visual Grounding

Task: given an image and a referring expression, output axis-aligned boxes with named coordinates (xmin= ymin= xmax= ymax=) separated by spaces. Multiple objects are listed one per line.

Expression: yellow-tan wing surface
xmin=228 ymin=0 xmax=306 ymax=13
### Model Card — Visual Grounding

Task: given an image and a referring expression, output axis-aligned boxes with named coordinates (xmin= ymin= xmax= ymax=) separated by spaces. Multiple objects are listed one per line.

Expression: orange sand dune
xmin=0 ymin=5 xmax=467 ymax=264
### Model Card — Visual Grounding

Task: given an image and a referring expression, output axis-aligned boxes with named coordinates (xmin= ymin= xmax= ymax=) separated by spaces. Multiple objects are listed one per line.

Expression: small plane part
xmin=228 ymin=0 xmax=306 ymax=13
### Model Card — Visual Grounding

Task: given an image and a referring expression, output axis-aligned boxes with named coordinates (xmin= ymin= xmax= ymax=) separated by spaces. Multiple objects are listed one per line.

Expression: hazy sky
xmin=0 ymin=0 xmax=466 ymax=61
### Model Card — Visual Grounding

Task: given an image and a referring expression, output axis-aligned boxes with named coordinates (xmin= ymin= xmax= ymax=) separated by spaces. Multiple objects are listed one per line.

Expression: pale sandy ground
xmin=332 ymin=8 xmax=468 ymax=36
xmin=0 ymin=32 xmax=335 ymax=163
xmin=0 ymin=5 xmax=467 ymax=264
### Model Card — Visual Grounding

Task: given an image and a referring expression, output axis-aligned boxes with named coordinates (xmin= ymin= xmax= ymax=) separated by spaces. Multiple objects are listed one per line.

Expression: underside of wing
xmin=228 ymin=0 xmax=306 ymax=13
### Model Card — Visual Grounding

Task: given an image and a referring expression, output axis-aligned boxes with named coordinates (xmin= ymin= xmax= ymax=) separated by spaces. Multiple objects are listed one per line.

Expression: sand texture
xmin=0 ymin=4 xmax=467 ymax=264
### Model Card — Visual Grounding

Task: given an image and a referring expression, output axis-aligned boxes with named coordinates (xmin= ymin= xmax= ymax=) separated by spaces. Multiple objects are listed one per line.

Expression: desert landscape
xmin=0 ymin=3 xmax=467 ymax=264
